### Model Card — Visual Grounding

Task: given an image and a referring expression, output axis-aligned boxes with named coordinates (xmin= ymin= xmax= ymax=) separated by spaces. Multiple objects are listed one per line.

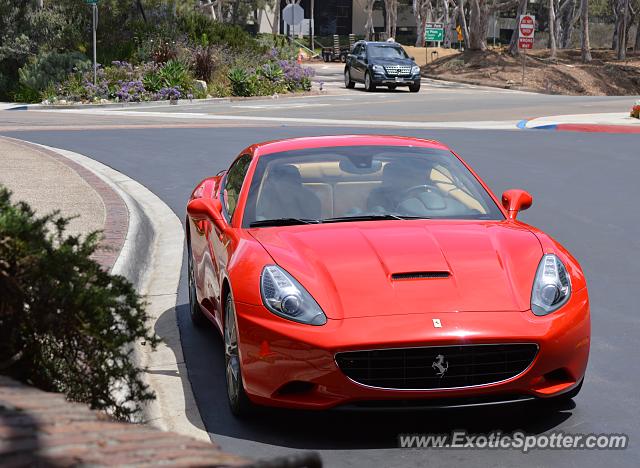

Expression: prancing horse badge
xmin=432 ymin=318 xmax=442 ymax=328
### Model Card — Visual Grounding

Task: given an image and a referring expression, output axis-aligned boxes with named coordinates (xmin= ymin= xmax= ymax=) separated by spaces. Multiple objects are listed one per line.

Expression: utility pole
xmin=310 ymin=0 xmax=315 ymax=52
xmin=84 ymin=0 xmax=99 ymax=85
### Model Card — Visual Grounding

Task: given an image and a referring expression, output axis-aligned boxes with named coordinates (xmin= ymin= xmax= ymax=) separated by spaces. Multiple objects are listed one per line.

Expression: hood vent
xmin=391 ymin=271 xmax=450 ymax=280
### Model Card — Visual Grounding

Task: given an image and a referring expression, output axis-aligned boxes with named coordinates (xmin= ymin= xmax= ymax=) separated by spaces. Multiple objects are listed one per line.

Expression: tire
xmin=344 ymin=69 xmax=355 ymax=89
xmin=409 ymin=82 xmax=421 ymax=93
xmin=364 ymin=72 xmax=376 ymax=92
xmin=323 ymin=53 xmax=329 ymax=63
xmin=187 ymin=241 xmax=207 ymax=328
xmin=224 ymin=292 xmax=253 ymax=417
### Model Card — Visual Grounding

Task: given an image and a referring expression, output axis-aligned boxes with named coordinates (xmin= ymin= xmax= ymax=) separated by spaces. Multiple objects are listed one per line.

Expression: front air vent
xmin=391 ymin=271 xmax=450 ymax=280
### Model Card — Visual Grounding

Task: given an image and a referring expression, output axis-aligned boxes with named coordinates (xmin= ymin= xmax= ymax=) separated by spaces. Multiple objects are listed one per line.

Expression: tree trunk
xmin=364 ymin=0 xmax=375 ymax=41
xmin=508 ymin=0 xmax=529 ymax=56
xmin=580 ymin=0 xmax=591 ymax=62
xmin=272 ymin=0 xmax=280 ymax=35
xmin=458 ymin=0 xmax=471 ymax=48
xmin=636 ymin=15 xmax=640 ymax=50
xmin=549 ymin=0 xmax=557 ymax=58
xmin=557 ymin=0 xmax=576 ymax=48
xmin=443 ymin=0 xmax=452 ymax=48
xmin=614 ymin=0 xmax=630 ymax=59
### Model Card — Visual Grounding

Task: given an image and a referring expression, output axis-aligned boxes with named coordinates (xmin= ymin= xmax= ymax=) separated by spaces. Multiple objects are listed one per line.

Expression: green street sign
xmin=425 ymin=22 xmax=444 ymax=42
xmin=84 ymin=0 xmax=98 ymax=4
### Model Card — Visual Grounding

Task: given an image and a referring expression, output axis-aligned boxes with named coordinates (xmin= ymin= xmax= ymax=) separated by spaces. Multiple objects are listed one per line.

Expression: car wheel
xmin=387 ymin=85 xmax=397 ymax=91
xmin=187 ymin=242 xmax=207 ymax=327
xmin=224 ymin=292 xmax=253 ymax=417
xmin=344 ymin=69 xmax=355 ymax=89
xmin=409 ymin=82 xmax=421 ymax=93
xmin=364 ymin=72 xmax=376 ymax=92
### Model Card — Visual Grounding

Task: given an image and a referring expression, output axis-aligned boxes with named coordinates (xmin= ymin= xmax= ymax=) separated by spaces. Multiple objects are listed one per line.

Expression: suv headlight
xmin=411 ymin=65 xmax=421 ymax=75
xmin=372 ymin=64 xmax=385 ymax=73
xmin=531 ymin=254 xmax=571 ymax=315
xmin=260 ymin=265 xmax=327 ymax=325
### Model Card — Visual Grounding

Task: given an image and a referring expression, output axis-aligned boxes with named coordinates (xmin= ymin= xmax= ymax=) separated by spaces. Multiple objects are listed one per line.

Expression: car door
xmin=354 ymin=44 xmax=368 ymax=81
xmin=210 ymin=154 xmax=252 ymax=325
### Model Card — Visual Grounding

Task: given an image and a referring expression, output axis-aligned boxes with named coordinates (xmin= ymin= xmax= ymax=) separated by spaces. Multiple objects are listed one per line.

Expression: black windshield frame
xmin=243 ymin=146 xmax=505 ymax=228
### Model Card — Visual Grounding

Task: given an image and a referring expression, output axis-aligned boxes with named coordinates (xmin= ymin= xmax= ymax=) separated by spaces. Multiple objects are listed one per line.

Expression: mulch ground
xmin=423 ymin=48 xmax=640 ymax=96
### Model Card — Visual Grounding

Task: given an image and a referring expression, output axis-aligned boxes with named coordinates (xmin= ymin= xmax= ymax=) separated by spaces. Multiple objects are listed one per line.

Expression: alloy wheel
xmin=224 ymin=297 xmax=241 ymax=406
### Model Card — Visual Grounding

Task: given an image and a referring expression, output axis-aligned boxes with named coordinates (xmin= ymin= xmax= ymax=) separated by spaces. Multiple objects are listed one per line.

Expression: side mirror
xmin=410 ymin=56 xmax=415 ymax=61
xmin=187 ymin=197 xmax=226 ymax=231
xmin=501 ymin=189 xmax=533 ymax=220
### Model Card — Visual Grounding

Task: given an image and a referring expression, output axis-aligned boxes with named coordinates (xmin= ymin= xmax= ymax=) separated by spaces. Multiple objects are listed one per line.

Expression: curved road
xmin=3 ymin=122 xmax=637 ymax=467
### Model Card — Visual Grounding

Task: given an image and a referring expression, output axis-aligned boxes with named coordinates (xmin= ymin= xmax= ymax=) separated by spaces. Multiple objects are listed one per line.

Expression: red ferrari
xmin=185 ymin=135 xmax=590 ymax=416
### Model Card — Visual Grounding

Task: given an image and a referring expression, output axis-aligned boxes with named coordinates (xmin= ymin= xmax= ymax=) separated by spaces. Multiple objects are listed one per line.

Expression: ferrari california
xmin=185 ymin=135 xmax=590 ymax=416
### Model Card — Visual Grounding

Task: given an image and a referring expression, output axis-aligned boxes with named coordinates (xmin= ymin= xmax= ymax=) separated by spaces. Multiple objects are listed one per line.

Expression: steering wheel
xmin=395 ymin=184 xmax=440 ymax=209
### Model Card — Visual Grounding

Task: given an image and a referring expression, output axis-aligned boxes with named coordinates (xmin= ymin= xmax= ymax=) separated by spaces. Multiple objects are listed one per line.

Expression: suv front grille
xmin=335 ymin=344 xmax=538 ymax=390
xmin=384 ymin=65 xmax=412 ymax=76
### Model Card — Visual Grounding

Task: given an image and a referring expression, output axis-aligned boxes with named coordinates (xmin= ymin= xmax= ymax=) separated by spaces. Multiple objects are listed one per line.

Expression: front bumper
xmin=235 ymin=287 xmax=590 ymax=409
xmin=372 ymin=73 xmax=420 ymax=86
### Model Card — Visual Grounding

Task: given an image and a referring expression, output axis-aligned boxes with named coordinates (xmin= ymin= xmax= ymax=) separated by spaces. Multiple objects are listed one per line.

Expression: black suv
xmin=344 ymin=41 xmax=421 ymax=92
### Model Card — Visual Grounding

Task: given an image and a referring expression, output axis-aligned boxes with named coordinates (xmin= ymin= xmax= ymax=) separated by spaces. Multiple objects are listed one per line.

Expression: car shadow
xmin=167 ymin=303 xmax=575 ymax=450
xmin=351 ymin=86 xmax=412 ymax=93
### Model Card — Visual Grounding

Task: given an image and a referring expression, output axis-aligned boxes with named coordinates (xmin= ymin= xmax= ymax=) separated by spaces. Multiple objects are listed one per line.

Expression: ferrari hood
xmin=250 ymin=221 xmax=542 ymax=319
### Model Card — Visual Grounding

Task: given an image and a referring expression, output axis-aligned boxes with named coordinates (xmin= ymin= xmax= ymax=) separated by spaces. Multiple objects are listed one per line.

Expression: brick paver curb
xmin=0 ymin=376 xmax=251 ymax=467
xmin=2 ymin=137 xmax=128 ymax=271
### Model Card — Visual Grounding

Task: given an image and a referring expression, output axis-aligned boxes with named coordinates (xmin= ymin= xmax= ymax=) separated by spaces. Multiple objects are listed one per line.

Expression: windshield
xmin=243 ymin=146 xmax=504 ymax=228
xmin=368 ymin=45 xmax=408 ymax=59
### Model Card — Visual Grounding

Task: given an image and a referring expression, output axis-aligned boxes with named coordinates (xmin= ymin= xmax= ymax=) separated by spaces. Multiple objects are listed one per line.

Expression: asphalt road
xmin=2 ymin=123 xmax=638 ymax=467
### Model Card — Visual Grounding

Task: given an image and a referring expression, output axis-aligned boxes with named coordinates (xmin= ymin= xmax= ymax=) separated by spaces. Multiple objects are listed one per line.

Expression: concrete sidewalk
xmin=0 ymin=136 xmax=128 ymax=269
xmin=0 ymin=136 xmax=105 ymax=238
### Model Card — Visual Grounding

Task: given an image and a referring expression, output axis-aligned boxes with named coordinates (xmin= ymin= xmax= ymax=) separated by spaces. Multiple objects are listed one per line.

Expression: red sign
xmin=518 ymin=15 xmax=535 ymax=50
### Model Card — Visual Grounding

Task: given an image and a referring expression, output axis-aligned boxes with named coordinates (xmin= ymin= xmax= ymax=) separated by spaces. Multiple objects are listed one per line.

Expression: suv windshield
xmin=243 ymin=146 xmax=504 ymax=228
xmin=368 ymin=45 xmax=408 ymax=59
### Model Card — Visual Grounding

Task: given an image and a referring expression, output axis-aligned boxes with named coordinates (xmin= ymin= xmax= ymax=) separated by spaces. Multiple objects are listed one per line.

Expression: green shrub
xmin=0 ymin=187 xmax=157 ymax=420
xmin=157 ymin=59 xmax=194 ymax=92
xmin=16 ymin=51 xmax=91 ymax=101
xmin=228 ymin=67 xmax=255 ymax=97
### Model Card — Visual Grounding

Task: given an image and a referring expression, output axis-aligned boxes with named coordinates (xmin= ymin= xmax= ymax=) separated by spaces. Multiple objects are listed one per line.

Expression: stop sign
xmin=518 ymin=15 xmax=535 ymax=49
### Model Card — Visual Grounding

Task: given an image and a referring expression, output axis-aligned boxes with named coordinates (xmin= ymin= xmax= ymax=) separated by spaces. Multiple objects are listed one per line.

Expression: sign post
xmin=517 ymin=14 xmax=535 ymax=86
xmin=424 ymin=22 xmax=444 ymax=64
xmin=85 ymin=0 xmax=99 ymax=86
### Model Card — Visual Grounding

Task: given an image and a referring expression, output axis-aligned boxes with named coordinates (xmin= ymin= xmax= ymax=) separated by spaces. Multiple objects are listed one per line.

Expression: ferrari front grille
xmin=335 ymin=344 xmax=538 ymax=390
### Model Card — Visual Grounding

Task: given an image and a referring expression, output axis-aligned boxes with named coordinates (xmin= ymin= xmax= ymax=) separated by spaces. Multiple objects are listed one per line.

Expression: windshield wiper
xmin=250 ymin=218 xmax=320 ymax=227
xmin=321 ymin=214 xmax=414 ymax=223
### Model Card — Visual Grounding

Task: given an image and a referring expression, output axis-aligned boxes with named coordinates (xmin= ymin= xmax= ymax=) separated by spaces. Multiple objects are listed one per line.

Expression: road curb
xmin=517 ymin=119 xmax=640 ymax=134
xmin=6 ymin=90 xmax=324 ymax=111
xmin=26 ymin=142 xmax=210 ymax=443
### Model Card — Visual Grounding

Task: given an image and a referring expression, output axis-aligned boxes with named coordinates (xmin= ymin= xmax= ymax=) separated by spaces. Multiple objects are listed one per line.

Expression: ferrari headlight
xmin=372 ymin=65 xmax=384 ymax=73
xmin=411 ymin=65 xmax=421 ymax=74
xmin=260 ymin=265 xmax=327 ymax=325
xmin=531 ymin=254 xmax=571 ymax=315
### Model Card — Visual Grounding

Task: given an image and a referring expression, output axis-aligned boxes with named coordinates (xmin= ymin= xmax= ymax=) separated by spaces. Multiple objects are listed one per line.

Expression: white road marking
xmin=48 ymin=108 xmax=519 ymax=130
xmin=231 ymin=103 xmax=331 ymax=110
